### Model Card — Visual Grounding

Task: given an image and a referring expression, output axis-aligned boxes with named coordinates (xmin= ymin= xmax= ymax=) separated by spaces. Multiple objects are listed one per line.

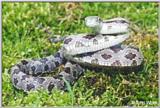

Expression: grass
xmin=2 ymin=2 xmax=158 ymax=107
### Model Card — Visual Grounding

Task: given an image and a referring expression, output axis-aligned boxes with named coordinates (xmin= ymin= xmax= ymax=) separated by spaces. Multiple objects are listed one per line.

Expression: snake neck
xmin=91 ymin=22 xmax=102 ymax=34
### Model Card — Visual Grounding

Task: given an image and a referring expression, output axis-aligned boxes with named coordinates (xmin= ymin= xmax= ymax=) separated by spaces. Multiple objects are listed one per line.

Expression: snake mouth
xmin=85 ymin=22 xmax=100 ymax=28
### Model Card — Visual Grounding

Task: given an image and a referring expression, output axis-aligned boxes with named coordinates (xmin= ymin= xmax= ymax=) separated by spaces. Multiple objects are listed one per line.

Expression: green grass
xmin=2 ymin=2 xmax=158 ymax=106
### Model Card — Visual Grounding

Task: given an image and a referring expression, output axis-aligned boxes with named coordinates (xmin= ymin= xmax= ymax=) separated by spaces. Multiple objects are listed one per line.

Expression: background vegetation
xmin=2 ymin=2 xmax=158 ymax=106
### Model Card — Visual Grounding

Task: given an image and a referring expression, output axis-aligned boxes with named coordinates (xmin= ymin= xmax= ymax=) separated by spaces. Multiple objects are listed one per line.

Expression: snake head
xmin=85 ymin=16 xmax=101 ymax=28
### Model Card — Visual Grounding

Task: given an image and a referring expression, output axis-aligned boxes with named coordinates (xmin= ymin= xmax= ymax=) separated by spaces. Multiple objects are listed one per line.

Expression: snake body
xmin=11 ymin=16 xmax=143 ymax=92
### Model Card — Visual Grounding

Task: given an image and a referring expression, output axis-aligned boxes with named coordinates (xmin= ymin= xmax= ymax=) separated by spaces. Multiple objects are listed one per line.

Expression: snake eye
xmin=96 ymin=17 xmax=101 ymax=23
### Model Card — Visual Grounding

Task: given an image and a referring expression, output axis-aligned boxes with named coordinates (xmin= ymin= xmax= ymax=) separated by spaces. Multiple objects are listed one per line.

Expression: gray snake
xmin=11 ymin=16 xmax=144 ymax=92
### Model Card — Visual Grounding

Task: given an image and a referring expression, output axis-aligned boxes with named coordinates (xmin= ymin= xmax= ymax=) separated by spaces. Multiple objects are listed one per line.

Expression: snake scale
xmin=11 ymin=16 xmax=144 ymax=92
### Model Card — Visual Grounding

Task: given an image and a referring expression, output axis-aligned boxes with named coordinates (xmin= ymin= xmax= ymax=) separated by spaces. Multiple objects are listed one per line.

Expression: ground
xmin=2 ymin=2 xmax=158 ymax=106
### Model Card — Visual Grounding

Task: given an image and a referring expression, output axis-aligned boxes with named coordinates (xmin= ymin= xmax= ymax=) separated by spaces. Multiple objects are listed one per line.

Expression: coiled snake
xmin=11 ymin=16 xmax=144 ymax=92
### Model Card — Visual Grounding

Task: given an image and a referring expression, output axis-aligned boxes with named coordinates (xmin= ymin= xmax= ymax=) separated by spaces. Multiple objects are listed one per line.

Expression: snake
xmin=10 ymin=16 xmax=144 ymax=92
